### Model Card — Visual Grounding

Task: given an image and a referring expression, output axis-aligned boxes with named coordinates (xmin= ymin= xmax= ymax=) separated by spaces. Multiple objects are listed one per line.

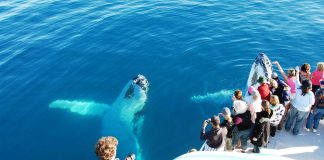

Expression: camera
xmin=125 ymin=153 xmax=135 ymax=160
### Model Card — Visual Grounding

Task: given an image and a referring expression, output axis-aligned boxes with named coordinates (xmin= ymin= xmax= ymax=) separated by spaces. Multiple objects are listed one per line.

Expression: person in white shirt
xmin=285 ymin=66 xmax=315 ymax=135
xmin=245 ymin=86 xmax=262 ymax=123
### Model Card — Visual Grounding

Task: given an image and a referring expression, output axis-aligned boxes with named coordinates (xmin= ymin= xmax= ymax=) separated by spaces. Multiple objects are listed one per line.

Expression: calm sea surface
xmin=0 ymin=0 xmax=323 ymax=159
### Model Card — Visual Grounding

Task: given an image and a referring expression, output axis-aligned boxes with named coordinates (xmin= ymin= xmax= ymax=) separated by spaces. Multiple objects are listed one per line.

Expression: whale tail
xmin=49 ymin=100 xmax=109 ymax=116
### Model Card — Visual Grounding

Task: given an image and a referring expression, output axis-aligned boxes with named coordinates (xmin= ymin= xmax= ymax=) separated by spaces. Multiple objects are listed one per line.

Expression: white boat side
xmin=174 ymin=151 xmax=293 ymax=160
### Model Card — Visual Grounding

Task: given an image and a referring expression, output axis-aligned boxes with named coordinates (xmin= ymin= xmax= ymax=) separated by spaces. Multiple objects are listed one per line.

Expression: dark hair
xmin=301 ymin=79 xmax=312 ymax=96
xmin=234 ymin=90 xmax=243 ymax=100
xmin=300 ymin=63 xmax=311 ymax=72
xmin=316 ymin=88 xmax=324 ymax=100
xmin=210 ymin=115 xmax=220 ymax=126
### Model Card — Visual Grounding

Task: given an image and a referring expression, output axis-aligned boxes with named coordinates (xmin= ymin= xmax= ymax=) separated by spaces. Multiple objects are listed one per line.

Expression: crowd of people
xmin=91 ymin=62 xmax=323 ymax=159
xmin=200 ymin=61 xmax=324 ymax=153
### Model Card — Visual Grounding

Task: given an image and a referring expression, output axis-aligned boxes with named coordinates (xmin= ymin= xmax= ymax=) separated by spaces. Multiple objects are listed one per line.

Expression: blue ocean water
xmin=0 ymin=0 xmax=323 ymax=159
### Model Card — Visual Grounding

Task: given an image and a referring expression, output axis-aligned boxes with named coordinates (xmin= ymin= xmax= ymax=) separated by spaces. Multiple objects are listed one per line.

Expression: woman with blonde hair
xmin=311 ymin=62 xmax=324 ymax=93
xmin=95 ymin=136 xmax=119 ymax=160
xmin=269 ymin=95 xmax=285 ymax=137
xmin=270 ymin=79 xmax=278 ymax=89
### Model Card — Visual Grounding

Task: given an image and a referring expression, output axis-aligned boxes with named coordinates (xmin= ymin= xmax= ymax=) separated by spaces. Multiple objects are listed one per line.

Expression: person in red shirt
xmin=257 ymin=76 xmax=271 ymax=101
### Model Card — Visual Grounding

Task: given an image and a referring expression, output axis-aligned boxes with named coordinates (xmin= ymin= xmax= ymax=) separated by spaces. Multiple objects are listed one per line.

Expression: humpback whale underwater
xmin=49 ymin=75 xmax=149 ymax=160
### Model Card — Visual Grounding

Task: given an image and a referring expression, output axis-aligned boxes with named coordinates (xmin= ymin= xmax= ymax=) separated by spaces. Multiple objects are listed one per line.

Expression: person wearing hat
xmin=200 ymin=115 xmax=228 ymax=151
xmin=285 ymin=66 xmax=315 ymax=135
xmin=257 ymin=76 xmax=271 ymax=101
xmin=306 ymin=79 xmax=324 ymax=133
xmin=220 ymin=107 xmax=234 ymax=151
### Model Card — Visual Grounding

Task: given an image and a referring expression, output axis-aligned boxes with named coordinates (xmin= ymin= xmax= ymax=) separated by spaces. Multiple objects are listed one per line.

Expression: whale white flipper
xmin=49 ymin=100 xmax=109 ymax=116
xmin=247 ymin=53 xmax=273 ymax=89
xmin=49 ymin=75 xmax=149 ymax=160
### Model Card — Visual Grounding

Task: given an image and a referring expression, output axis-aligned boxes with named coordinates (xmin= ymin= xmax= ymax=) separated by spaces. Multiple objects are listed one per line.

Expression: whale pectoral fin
xmin=49 ymin=100 xmax=109 ymax=116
